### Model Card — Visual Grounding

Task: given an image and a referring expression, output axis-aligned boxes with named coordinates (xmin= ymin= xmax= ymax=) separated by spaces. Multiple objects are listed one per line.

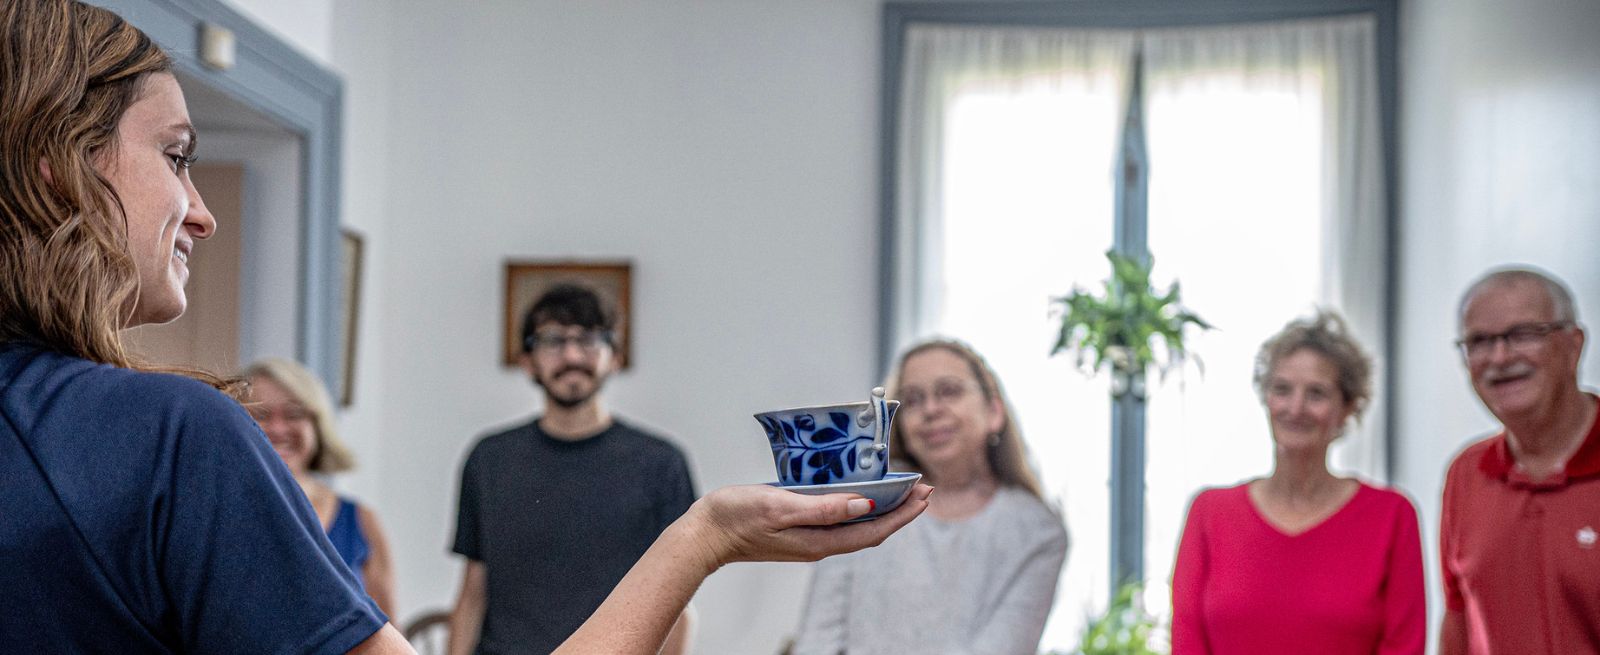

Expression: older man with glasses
xmin=1439 ymin=267 xmax=1600 ymax=655
xmin=448 ymin=284 xmax=697 ymax=655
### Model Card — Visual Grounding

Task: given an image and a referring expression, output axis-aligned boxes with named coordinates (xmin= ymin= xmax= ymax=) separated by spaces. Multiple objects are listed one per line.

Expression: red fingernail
xmin=868 ymin=499 xmax=877 ymax=511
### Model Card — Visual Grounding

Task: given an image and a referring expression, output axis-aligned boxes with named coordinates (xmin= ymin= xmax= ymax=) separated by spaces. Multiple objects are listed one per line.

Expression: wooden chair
xmin=402 ymin=610 xmax=452 ymax=655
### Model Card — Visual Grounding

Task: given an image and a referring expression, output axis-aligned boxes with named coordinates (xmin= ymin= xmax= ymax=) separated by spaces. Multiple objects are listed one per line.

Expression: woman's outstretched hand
xmin=681 ymin=483 xmax=934 ymax=573
xmin=551 ymin=482 xmax=930 ymax=655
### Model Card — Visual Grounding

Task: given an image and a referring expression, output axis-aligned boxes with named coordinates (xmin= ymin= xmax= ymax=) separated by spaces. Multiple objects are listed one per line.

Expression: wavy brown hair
xmin=886 ymin=339 xmax=1045 ymax=499
xmin=0 ymin=1 xmax=236 ymax=393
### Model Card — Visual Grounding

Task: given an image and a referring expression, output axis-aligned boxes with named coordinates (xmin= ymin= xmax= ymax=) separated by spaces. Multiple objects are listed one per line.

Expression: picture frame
xmin=503 ymin=260 xmax=633 ymax=369
xmin=338 ymin=229 xmax=364 ymax=407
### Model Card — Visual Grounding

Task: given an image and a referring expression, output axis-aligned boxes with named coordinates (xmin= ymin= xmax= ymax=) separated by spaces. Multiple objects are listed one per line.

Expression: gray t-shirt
xmin=453 ymin=418 xmax=696 ymax=655
xmin=792 ymin=485 xmax=1069 ymax=655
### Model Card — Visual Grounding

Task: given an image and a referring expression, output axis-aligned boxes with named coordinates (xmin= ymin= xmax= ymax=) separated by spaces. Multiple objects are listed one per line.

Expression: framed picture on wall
xmin=503 ymin=260 xmax=633 ymax=369
xmin=338 ymin=229 xmax=365 ymax=407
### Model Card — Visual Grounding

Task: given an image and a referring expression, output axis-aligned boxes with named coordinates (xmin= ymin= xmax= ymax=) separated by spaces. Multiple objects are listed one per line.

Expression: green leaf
xmin=1049 ymin=251 xmax=1214 ymax=384
xmin=1068 ymin=582 xmax=1167 ymax=655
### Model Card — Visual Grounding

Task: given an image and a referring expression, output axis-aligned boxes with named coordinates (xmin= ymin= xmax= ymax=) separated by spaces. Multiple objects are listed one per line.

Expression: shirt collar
xmin=1566 ymin=394 xmax=1600 ymax=478
xmin=1480 ymin=393 xmax=1600 ymax=482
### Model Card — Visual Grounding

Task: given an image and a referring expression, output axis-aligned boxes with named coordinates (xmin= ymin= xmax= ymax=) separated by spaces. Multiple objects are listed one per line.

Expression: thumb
xmin=793 ymin=492 xmax=873 ymax=526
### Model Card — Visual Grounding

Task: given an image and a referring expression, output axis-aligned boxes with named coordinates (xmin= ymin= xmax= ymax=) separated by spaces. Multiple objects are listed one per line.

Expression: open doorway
xmin=101 ymin=0 xmax=346 ymax=392
xmin=123 ymin=71 xmax=304 ymax=378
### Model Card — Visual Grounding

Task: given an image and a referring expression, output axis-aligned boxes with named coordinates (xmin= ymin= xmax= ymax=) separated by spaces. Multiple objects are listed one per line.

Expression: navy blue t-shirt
xmin=0 ymin=343 xmax=386 ymax=652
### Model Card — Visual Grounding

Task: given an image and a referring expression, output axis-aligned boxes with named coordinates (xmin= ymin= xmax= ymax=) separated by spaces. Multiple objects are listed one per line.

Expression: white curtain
xmin=888 ymin=15 xmax=1384 ymax=652
xmin=1142 ymin=14 xmax=1387 ymax=476
xmin=1137 ymin=15 xmax=1387 ymax=628
xmin=894 ymin=25 xmax=1136 ymax=649
xmin=891 ymin=25 xmax=1136 ymax=358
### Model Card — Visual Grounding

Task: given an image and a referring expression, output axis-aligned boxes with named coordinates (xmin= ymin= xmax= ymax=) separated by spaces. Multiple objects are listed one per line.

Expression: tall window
xmin=885 ymin=12 xmax=1391 ymax=651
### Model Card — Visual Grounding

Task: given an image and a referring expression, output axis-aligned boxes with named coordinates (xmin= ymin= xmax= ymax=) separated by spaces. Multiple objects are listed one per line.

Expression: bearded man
xmin=448 ymin=284 xmax=696 ymax=655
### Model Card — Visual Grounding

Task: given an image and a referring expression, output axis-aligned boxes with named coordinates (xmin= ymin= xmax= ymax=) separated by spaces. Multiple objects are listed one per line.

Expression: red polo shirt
xmin=1440 ymin=394 xmax=1600 ymax=655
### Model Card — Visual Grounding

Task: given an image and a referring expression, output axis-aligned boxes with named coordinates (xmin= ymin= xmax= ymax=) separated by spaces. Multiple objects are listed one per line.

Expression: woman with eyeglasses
xmin=1171 ymin=310 xmax=1425 ymax=654
xmin=244 ymin=358 xmax=398 ymax=619
xmin=791 ymin=339 xmax=1068 ymax=655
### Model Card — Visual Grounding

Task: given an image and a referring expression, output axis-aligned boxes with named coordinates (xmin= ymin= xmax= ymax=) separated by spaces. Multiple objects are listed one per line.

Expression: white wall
xmin=1394 ymin=0 xmax=1600 ymax=648
xmin=220 ymin=0 xmax=332 ymax=65
xmin=332 ymin=1 xmax=883 ymax=651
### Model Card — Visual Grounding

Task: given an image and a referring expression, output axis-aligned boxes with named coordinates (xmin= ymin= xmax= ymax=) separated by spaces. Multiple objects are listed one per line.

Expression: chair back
xmin=403 ymin=610 xmax=452 ymax=655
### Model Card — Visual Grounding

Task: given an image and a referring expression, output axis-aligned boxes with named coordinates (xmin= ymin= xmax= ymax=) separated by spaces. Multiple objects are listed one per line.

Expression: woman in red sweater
xmin=1171 ymin=311 xmax=1424 ymax=655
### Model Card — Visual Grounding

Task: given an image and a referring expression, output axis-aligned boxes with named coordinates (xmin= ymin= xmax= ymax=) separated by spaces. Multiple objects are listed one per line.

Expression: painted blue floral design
xmin=758 ymin=405 xmax=892 ymax=486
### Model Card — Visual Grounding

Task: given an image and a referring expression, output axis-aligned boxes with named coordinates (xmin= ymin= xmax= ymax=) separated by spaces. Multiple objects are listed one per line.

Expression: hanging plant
xmin=1050 ymin=250 xmax=1213 ymax=391
xmin=1053 ymin=583 xmax=1166 ymax=655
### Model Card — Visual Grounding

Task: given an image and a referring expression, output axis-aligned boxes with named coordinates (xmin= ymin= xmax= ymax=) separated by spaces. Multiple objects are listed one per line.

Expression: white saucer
xmin=768 ymin=472 xmax=922 ymax=522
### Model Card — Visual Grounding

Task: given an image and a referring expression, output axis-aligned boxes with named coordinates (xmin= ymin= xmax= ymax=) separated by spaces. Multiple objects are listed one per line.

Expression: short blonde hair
xmin=1253 ymin=310 xmax=1373 ymax=421
xmin=243 ymin=358 xmax=355 ymax=473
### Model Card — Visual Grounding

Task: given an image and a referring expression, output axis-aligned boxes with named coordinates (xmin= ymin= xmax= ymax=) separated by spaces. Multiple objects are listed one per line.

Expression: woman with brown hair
xmin=0 ymin=2 xmax=928 ymax=653
xmin=792 ymin=339 xmax=1069 ymax=655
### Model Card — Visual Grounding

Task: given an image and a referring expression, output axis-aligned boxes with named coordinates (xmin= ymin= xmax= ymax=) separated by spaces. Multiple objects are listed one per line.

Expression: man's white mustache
xmin=1483 ymin=362 xmax=1535 ymax=382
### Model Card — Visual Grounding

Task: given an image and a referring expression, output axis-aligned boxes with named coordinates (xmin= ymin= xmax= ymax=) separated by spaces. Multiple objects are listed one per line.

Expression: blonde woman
xmin=245 ymin=358 xmax=397 ymax=618
xmin=1171 ymin=311 xmax=1424 ymax=654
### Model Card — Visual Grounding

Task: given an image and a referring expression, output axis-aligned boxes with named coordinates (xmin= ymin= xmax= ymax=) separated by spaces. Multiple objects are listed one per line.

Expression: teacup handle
xmin=855 ymin=387 xmax=891 ymax=469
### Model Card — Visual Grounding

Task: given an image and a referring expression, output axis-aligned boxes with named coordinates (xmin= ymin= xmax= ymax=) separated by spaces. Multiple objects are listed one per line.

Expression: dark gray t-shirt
xmin=452 ymin=418 xmax=696 ymax=655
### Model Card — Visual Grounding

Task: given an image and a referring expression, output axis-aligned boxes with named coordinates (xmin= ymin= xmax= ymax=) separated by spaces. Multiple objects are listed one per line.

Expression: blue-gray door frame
xmin=93 ymin=0 xmax=345 ymax=387
xmin=878 ymin=0 xmax=1400 ymax=597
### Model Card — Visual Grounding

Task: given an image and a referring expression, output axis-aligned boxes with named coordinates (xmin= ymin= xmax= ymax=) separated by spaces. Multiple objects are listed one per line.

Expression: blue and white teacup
xmin=755 ymin=387 xmax=900 ymax=487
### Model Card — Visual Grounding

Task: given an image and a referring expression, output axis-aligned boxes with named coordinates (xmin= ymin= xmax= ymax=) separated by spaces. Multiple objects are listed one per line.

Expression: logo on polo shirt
xmin=1579 ymin=526 xmax=1597 ymax=549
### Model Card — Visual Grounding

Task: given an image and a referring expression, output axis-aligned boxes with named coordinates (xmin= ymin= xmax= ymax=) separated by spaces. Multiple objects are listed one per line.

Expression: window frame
xmin=877 ymin=0 xmax=1400 ymax=590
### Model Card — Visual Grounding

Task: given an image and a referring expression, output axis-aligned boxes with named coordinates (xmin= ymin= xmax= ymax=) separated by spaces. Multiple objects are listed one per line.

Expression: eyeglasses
xmin=1456 ymin=321 xmax=1573 ymax=360
xmin=525 ymin=330 xmax=612 ymax=355
xmin=248 ymin=403 xmax=312 ymax=424
xmin=898 ymin=378 xmax=981 ymax=412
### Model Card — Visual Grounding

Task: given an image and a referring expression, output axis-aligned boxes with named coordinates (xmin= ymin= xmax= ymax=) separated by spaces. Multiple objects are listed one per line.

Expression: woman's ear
xmin=39 ymin=158 xmax=53 ymax=184
xmin=986 ymin=395 xmax=1005 ymax=435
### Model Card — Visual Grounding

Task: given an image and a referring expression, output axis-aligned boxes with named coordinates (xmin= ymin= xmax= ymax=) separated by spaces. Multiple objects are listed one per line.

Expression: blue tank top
xmin=326 ymin=497 xmax=371 ymax=589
